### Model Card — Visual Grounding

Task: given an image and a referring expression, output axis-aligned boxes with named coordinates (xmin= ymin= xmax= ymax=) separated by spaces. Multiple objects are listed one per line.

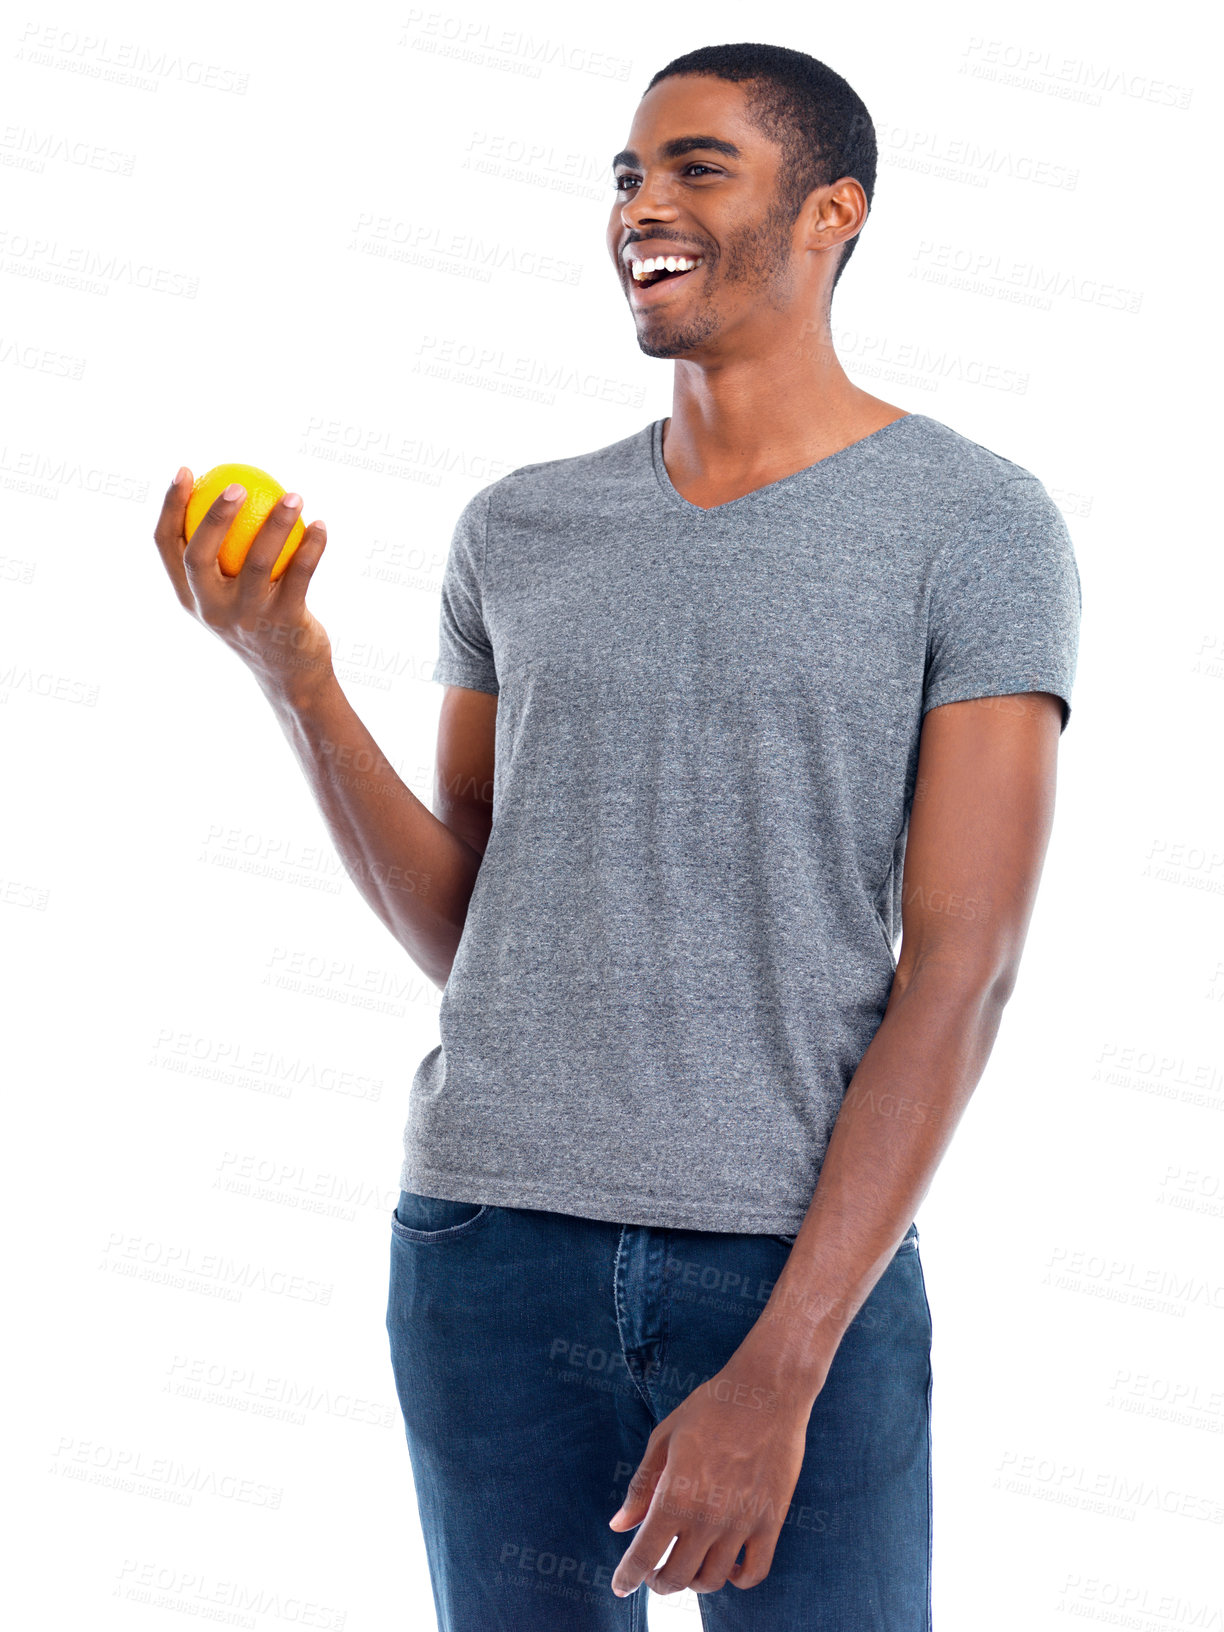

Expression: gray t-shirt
xmin=399 ymin=412 xmax=1082 ymax=1234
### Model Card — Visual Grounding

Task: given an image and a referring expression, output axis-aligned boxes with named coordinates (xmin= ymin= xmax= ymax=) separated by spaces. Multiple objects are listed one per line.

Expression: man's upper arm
xmin=435 ymin=684 xmax=497 ymax=858
xmin=893 ymin=691 xmax=1064 ymax=1002
xmin=428 ymin=481 xmax=501 ymax=857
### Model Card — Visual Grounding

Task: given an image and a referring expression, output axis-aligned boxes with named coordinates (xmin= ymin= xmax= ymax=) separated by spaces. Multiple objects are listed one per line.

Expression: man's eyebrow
xmin=611 ymin=136 xmax=743 ymax=170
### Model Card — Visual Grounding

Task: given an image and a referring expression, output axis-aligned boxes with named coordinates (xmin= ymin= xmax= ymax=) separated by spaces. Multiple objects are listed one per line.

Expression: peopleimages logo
xmin=873 ymin=119 xmax=1079 ymax=190
xmin=399 ymin=11 xmax=632 ymax=81
xmin=99 ymin=1231 xmax=334 ymax=1305
xmin=959 ymin=36 xmax=1192 ymax=110
xmin=14 ymin=23 xmax=249 ymax=94
xmin=412 ymin=334 xmax=646 ymax=410
xmin=911 ymin=241 xmax=1143 ymax=314
xmin=113 ymin=1560 xmax=348 ymax=1631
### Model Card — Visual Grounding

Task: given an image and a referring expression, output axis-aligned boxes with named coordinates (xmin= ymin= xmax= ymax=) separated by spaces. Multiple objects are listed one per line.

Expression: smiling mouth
xmin=629 ymin=254 xmax=705 ymax=288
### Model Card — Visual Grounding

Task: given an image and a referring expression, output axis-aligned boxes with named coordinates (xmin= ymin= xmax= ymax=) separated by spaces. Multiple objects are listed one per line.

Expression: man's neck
xmin=661 ymin=322 xmax=908 ymax=510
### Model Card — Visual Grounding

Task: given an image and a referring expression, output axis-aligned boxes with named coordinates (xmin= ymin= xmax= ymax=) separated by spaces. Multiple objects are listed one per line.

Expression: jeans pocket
xmin=391 ymin=1188 xmax=490 ymax=1242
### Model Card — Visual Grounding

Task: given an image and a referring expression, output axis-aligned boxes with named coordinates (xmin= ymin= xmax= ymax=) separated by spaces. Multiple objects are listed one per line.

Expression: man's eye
xmin=613 ymin=164 xmax=721 ymax=192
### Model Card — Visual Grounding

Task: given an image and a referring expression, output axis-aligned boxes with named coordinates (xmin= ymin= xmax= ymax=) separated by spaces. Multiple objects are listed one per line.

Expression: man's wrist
xmin=256 ymin=662 xmax=341 ymax=718
xmin=734 ymin=1312 xmax=842 ymax=1406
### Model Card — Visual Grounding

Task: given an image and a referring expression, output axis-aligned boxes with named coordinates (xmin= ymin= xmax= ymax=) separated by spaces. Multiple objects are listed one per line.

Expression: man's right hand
xmin=154 ymin=469 xmax=334 ymax=708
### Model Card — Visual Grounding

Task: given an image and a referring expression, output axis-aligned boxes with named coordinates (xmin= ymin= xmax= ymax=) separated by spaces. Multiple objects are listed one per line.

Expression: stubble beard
xmin=632 ymin=195 xmax=797 ymax=360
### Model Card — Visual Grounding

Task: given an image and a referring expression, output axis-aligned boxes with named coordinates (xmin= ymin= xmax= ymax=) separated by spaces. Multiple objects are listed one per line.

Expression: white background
xmin=3 ymin=1 xmax=1220 ymax=1627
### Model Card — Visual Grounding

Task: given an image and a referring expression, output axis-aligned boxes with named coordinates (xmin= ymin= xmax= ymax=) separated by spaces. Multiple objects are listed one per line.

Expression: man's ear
xmin=798 ymin=177 xmax=868 ymax=258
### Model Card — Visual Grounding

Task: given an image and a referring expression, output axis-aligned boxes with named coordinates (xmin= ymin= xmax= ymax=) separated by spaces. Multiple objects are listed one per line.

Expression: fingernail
xmin=223 ymin=481 xmax=246 ymax=501
xmin=282 ymin=492 xmax=302 ymax=510
xmin=171 ymin=467 xmax=186 ymax=486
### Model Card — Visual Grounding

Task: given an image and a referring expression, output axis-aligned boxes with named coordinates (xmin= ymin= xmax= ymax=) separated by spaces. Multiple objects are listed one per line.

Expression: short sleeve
xmin=431 ymin=486 xmax=499 ymax=695
xmin=924 ymin=475 xmax=1082 ymax=733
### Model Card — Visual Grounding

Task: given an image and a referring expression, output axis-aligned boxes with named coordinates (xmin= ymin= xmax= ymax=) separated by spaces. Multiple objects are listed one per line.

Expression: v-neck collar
xmin=647 ymin=413 xmax=924 ymax=518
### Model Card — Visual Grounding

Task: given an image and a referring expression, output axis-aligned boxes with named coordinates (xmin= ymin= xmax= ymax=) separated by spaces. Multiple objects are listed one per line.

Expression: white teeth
xmin=628 ymin=254 xmax=704 ymax=283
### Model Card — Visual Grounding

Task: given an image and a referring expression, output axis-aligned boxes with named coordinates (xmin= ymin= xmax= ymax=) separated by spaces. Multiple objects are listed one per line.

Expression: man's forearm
xmin=740 ymin=962 xmax=1013 ymax=1399
xmin=260 ymin=671 xmax=482 ymax=987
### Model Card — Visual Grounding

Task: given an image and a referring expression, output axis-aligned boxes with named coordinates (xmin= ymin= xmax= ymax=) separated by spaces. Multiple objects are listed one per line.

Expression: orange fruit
xmin=184 ymin=463 xmax=306 ymax=581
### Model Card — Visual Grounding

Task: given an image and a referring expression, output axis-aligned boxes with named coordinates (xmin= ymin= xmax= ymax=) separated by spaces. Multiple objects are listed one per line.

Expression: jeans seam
xmin=632 ymin=1583 xmax=648 ymax=1632
xmin=918 ymin=1251 xmax=935 ymax=1631
xmin=651 ymin=1229 xmax=674 ymax=1418
xmin=926 ymin=1354 xmax=934 ymax=1630
xmin=389 ymin=1196 xmax=491 ymax=1243
xmin=613 ymin=1226 xmax=656 ymax=1414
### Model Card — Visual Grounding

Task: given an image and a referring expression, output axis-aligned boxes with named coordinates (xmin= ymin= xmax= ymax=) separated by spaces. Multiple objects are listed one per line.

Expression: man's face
xmin=607 ymin=74 xmax=801 ymax=360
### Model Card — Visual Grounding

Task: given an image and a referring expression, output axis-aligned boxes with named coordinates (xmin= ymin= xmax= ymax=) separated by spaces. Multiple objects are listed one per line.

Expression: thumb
xmin=609 ymin=1445 xmax=667 ymax=1530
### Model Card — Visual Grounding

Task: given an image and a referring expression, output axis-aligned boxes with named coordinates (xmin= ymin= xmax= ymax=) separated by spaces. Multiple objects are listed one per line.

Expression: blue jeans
xmin=386 ymin=1190 xmax=933 ymax=1631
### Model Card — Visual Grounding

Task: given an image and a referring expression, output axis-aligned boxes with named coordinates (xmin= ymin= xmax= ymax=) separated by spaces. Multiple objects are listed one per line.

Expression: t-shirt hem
xmin=431 ymin=661 xmax=499 ymax=694
xmin=922 ymin=673 xmax=1073 ymax=730
xmin=397 ymin=1160 xmax=806 ymax=1235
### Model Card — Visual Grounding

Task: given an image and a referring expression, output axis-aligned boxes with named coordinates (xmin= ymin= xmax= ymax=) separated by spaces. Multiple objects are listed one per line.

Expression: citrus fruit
xmin=184 ymin=463 xmax=306 ymax=581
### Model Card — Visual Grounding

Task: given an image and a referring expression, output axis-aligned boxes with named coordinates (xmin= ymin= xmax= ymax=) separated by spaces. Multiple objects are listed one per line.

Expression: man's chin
xmin=633 ymin=313 xmax=718 ymax=360
xmin=635 ymin=334 xmax=687 ymax=360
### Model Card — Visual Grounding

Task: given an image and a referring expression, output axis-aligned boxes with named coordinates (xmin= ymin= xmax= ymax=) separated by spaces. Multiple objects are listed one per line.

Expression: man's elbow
xmin=987 ymin=957 xmax=1022 ymax=1009
xmin=893 ymin=937 xmax=1024 ymax=1014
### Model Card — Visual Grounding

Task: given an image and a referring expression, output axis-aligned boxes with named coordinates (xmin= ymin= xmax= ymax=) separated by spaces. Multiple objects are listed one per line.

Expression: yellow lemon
xmin=184 ymin=463 xmax=306 ymax=581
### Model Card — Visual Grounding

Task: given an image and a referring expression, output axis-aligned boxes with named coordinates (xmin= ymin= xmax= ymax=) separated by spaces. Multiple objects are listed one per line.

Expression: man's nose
xmin=620 ymin=174 xmax=679 ymax=230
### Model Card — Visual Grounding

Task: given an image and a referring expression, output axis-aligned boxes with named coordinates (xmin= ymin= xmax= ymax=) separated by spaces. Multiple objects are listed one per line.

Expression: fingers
xmin=728 ymin=1530 xmax=778 ymax=1591
xmin=611 ymin=1507 xmax=679 ymax=1598
xmin=233 ymin=491 xmax=307 ymax=598
xmin=688 ymin=1531 xmax=750 ymax=1595
xmin=152 ymin=467 xmax=195 ymax=610
xmin=616 ymin=1502 xmax=761 ymax=1597
xmin=646 ymin=1528 xmax=713 ymax=1595
xmin=609 ymin=1443 xmax=666 ymax=1532
xmin=608 ymin=1451 xmax=777 ymax=1597
xmin=181 ymin=480 xmax=247 ymax=586
xmin=258 ymin=515 xmax=328 ymax=613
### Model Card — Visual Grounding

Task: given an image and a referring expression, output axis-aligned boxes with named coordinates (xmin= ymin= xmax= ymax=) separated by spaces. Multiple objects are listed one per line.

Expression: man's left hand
xmin=608 ymin=1347 xmax=818 ymax=1598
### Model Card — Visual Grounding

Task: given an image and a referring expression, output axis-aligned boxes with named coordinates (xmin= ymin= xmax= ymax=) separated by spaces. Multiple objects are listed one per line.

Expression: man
xmin=155 ymin=40 xmax=1081 ymax=1632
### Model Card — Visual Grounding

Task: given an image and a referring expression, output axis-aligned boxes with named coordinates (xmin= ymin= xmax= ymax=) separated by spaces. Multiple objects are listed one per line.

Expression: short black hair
xmin=644 ymin=43 xmax=877 ymax=292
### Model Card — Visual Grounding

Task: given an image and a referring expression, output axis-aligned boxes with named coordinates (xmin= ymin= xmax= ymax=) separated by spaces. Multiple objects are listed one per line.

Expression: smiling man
xmin=383 ymin=44 xmax=1078 ymax=1628
xmin=157 ymin=37 xmax=1081 ymax=1632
